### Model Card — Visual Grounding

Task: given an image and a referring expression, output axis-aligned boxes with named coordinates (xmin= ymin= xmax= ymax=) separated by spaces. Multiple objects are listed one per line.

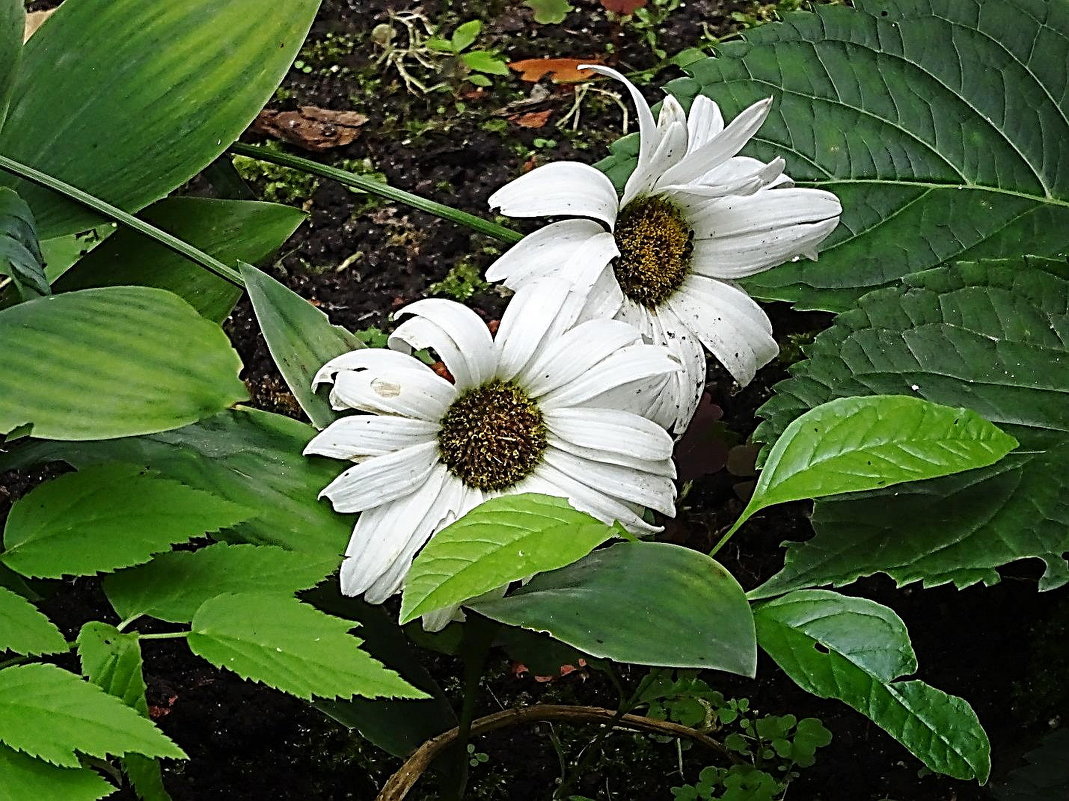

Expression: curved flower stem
xmin=136 ymin=631 xmax=190 ymax=641
xmin=376 ymin=703 xmax=740 ymax=801
xmin=227 ymin=143 xmax=524 ymax=245
xmin=0 ymin=154 xmax=243 ymax=287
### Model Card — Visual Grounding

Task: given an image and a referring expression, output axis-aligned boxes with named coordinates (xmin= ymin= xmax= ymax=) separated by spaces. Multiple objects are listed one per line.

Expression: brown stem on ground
xmin=375 ymin=703 xmax=740 ymax=801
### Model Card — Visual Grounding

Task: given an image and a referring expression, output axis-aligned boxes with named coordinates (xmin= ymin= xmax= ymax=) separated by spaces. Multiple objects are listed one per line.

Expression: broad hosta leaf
xmin=240 ymin=262 xmax=364 ymax=427
xmin=0 ymin=585 xmax=65 ymax=656
xmin=731 ymin=396 xmax=1016 ymax=535
xmin=0 ymin=409 xmax=350 ymax=559
xmin=0 ymin=287 xmax=246 ymax=440
xmin=0 ymin=663 xmax=185 ymax=768
xmin=187 ymin=592 xmax=427 ymax=701
xmin=0 ymin=1 xmax=21 ymax=131
xmin=752 ymin=258 xmax=1069 ymax=594
xmin=754 ymin=590 xmax=990 ymax=781
xmin=471 ymin=541 xmax=756 ymax=675
xmin=400 ymin=494 xmax=618 ymax=624
xmin=0 ymin=0 xmax=319 ymax=238
xmin=0 ymin=187 xmax=46 ymax=299
xmin=2 ymin=464 xmax=251 ymax=579
xmin=76 ymin=622 xmax=169 ymax=801
xmin=54 ymin=199 xmax=305 ymax=323
xmin=0 ymin=743 xmax=116 ymax=801
xmin=105 ymin=543 xmax=337 ymax=623
xmin=599 ymin=0 xmax=1069 ymax=311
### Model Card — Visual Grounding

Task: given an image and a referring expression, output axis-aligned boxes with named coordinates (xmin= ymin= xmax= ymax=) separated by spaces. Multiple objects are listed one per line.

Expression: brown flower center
xmin=437 ymin=380 xmax=547 ymax=491
xmin=613 ymin=195 xmax=693 ymax=307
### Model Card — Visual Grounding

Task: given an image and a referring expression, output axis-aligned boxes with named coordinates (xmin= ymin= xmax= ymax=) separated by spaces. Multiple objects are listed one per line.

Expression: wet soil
xmin=5 ymin=1 xmax=1067 ymax=799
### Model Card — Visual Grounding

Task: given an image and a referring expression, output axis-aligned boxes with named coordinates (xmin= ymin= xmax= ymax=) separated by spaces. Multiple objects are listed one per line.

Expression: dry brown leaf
xmin=24 ymin=9 xmax=55 ymax=42
xmin=251 ymin=106 xmax=369 ymax=152
xmin=508 ymin=58 xmax=603 ymax=84
xmin=509 ymin=109 xmax=553 ymax=128
xmin=600 ymin=0 xmax=648 ymax=14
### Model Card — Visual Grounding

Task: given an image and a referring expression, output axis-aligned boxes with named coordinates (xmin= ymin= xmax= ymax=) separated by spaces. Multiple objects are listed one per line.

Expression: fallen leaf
xmin=600 ymin=0 xmax=648 ymax=14
xmin=251 ymin=106 xmax=369 ymax=152
xmin=508 ymin=58 xmax=603 ymax=84
xmin=24 ymin=9 xmax=55 ymax=41
xmin=510 ymin=109 xmax=553 ymax=128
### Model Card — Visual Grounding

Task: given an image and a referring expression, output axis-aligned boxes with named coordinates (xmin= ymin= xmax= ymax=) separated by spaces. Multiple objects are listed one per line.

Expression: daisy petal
xmin=304 ymin=415 xmax=439 ymax=460
xmin=496 ymin=279 xmax=587 ymax=382
xmin=685 ymin=95 xmax=725 ymax=151
xmin=320 ymin=440 xmax=440 ymax=513
xmin=690 ymin=187 xmax=842 ymax=240
xmin=646 ymin=305 xmax=707 ymax=434
xmin=528 ymin=463 xmax=659 ymax=534
xmin=622 ymin=107 xmax=689 ymax=206
xmin=698 ymin=155 xmax=791 ymax=190
xmin=579 ymin=259 xmax=626 ymax=322
xmin=543 ymin=449 xmax=676 ymax=516
xmin=691 ymin=219 xmax=841 ymax=280
xmin=662 ymin=157 xmax=787 ymax=201
xmin=581 ymin=64 xmax=658 ymax=187
xmin=540 ymin=343 xmax=680 ymax=409
xmin=330 ymin=365 xmax=455 ymax=421
xmin=547 ymin=434 xmax=676 ymax=477
xmin=543 ymin=407 xmax=673 ymax=460
xmin=518 ymin=319 xmax=642 ymax=397
xmin=666 ymin=275 xmax=778 ymax=386
xmin=486 ymin=219 xmax=608 ymax=286
xmin=488 ymin=161 xmax=620 ymax=227
xmin=314 ymin=348 xmax=427 ymax=389
xmin=391 ymin=299 xmax=495 ymax=389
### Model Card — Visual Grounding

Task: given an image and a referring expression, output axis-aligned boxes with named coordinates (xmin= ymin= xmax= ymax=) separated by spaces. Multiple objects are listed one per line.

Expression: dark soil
xmin=5 ymin=1 xmax=1067 ymax=800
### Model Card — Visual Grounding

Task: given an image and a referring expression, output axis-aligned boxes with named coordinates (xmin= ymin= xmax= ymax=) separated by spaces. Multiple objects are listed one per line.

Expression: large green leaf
xmin=730 ymin=396 xmax=1016 ymax=536
xmin=0 ymin=409 xmax=350 ymax=559
xmin=752 ymin=258 xmax=1069 ymax=594
xmin=0 ymin=1 xmax=21 ymax=131
xmin=2 ymin=464 xmax=251 ymax=579
xmin=240 ymin=262 xmax=364 ymax=427
xmin=754 ymin=590 xmax=990 ymax=781
xmin=0 ymin=287 xmax=246 ymax=440
xmin=0 ymin=663 xmax=185 ymax=768
xmin=0 ymin=585 xmax=65 ymax=656
xmin=0 ymin=0 xmax=319 ymax=239
xmin=599 ymin=0 xmax=1069 ymax=311
xmin=104 ymin=543 xmax=337 ymax=623
xmin=0 ymin=187 xmax=46 ymax=300
xmin=187 ymin=592 xmax=427 ymax=701
xmin=470 ymin=541 xmax=756 ymax=675
xmin=400 ymin=494 xmax=618 ymax=624
xmin=0 ymin=743 xmax=116 ymax=801
xmin=54 ymin=199 xmax=305 ymax=322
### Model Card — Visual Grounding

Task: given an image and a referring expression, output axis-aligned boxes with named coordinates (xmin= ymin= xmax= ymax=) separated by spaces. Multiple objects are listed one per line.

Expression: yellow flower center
xmin=437 ymin=380 xmax=547 ymax=491
xmin=613 ymin=195 xmax=693 ymax=307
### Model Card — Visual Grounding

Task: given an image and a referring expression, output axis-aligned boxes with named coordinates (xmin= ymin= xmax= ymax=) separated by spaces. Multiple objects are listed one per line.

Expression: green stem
xmin=447 ymin=615 xmax=499 ymax=801
xmin=137 ymin=631 xmax=190 ymax=641
xmin=0 ymin=154 xmax=243 ymax=286
xmin=228 ymin=143 xmax=524 ymax=245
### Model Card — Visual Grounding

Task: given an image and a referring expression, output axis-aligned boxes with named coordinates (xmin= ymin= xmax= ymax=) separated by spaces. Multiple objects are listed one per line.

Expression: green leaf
xmin=0 ymin=0 xmax=319 ymax=239
xmin=0 ymin=585 xmax=65 ymax=656
xmin=600 ymin=0 xmax=1069 ymax=311
xmin=451 ymin=20 xmax=482 ymax=52
xmin=754 ymin=590 xmax=990 ymax=781
xmin=731 ymin=396 xmax=1017 ymax=535
xmin=104 ymin=542 xmax=337 ymax=623
xmin=0 ymin=287 xmax=246 ymax=440
xmin=470 ymin=541 xmax=756 ymax=675
xmin=0 ymin=0 xmax=22 ymax=131
xmin=752 ymin=257 xmax=1069 ymax=594
xmin=0 ymin=409 xmax=350 ymax=559
xmin=240 ymin=262 xmax=363 ymax=428
xmin=54 ymin=199 xmax=305 ymax=323
xmin=0 ymin=743 xmax=116 ymax=801
xmin=0 ymin=187 xmax=46 ymax=299
xmin=401 ymin=494 xmax=617 ymax=624
xmin=2 ymin=464 xmax=251 ymax=579
xmin=187 ymin=592 xmax=428 ymax=701
xmin=0 ymin=663 xmax=185 ymax=768
xmin=76 ymin=622 xmax=170 ymax=801
xmin=461 ymin=50 xmax=509 ymax=76
xmin=524 ymin=0 xmax=574 ymax=24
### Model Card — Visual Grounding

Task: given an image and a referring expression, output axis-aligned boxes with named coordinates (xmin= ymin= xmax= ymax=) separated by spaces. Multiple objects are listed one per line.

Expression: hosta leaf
xmin=471 ymin=541 xmax=756 ymax=675
xmin=0 ymin=743 xmax=116 ymax=801
xmin=54 ymin=199 xmax=305 ymax=323
xmin=187 ymin=592 xmax=427 ymax=701
xmin=0 ymin=585 xmax=65 ymax=656
xmin=0 ymin=663 xmax=185 ymax=767
xmin=0 ymin=0 xmax=318 ymax=239
xmin=400 ymin=494 xmax=618 ymax=624
xmin=0 ymin=287 xmax=246 ymax=440
xmin=104 ymin=543 xmax=337 ymax=623
xmin=0 ymin=2 xmax=20 ymax=132
xmin=239 ymin=262 xmax=363 ymax=428
xmin=754 ymin=591 xmax=990 ymax=781
xmin=0 ymin=187 xmax=46 ymax=299
xmin=599 ymin=0 xmax=1069 ymax=311
xmin=731 ymin=396 xmax=1016 ymax=535
xmin=0 ymin=408 xmax=351 ymax=559
xmin=2 ymin=464 xmax=251 ymax=579
xmin=752 ymin=257 xmax=1069 ymax=594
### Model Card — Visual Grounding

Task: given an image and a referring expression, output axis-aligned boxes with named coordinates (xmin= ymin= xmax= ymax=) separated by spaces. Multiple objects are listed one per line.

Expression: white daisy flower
xmin=305 ymin=279 xmax=680 ymax=627
xmin=486 ymin=65 xmax=842 ymax=433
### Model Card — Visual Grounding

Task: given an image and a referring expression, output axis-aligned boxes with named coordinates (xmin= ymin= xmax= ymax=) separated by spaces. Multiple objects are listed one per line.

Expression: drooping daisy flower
xmin=305 ymin=279 xmax=680 ymax=627
xmin=486 ymin=66 xmax=842 ymax=433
